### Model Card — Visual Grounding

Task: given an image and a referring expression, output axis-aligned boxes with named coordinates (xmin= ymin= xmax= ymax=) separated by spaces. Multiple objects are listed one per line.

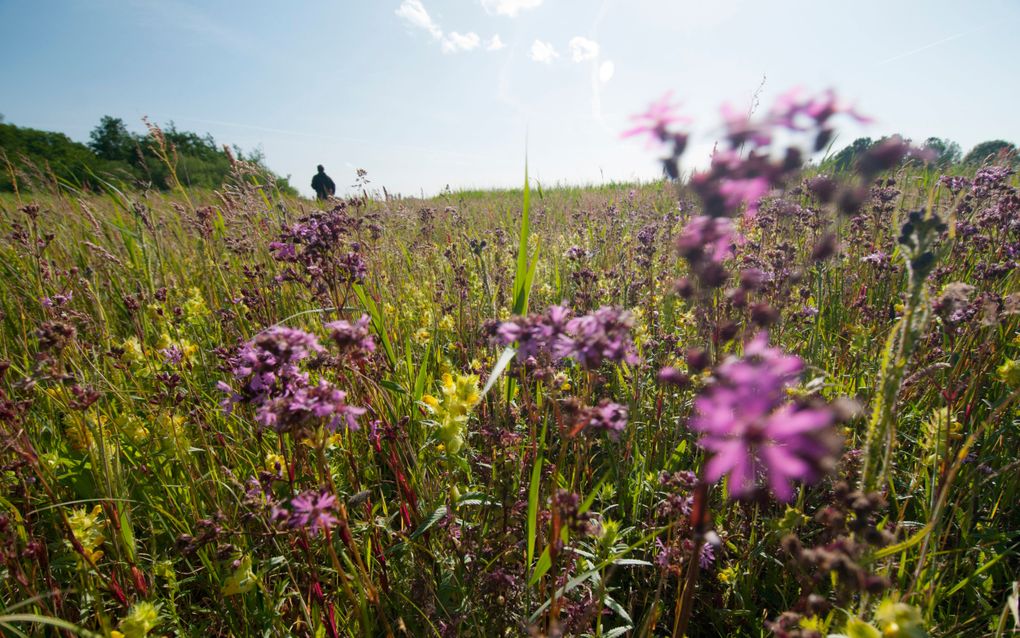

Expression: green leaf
xmin=526 ymin=452 xmax=543 ymax=577
xmin=528 ymin=546 xmax=551 ymax=586
xmin=410 ymin=506 xmax=448 ymax=540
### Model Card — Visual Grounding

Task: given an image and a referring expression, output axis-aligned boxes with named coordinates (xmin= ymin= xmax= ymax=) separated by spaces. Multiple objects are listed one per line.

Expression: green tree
xmin=828 ymin=137 xmax=873 ymax=172
xmin=921 ymin=137 xmax=962 ymax=168
xmin=88 ymin=116 xmax=137 ymax=163
xmin=963 ymin=139 xmax=1016 ymax=166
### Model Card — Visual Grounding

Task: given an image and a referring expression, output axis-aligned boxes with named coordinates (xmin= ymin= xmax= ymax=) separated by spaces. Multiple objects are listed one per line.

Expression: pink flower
xmin=690 ymin=333 xmax=837 ymax=501
xmin=289 ymin=490 xmax=339 ymax=535
xmin=621 ymin=92 xmax=690 ymax=145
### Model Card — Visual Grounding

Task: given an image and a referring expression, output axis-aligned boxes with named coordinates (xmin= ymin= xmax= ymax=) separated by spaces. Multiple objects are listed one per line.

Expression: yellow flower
xmin=413 ymin=328 xmax=430 ymax=344
xmin=182 ymin=287 xmax=209 ymax=325
xmin=116 ymin=414 xmax=149 ymax=444
xmin=265 ymin=453 xmax=285 ymax=474
xmin=65 ymin=410 xmax=110 ymax=452
xmin=222 ymin=555 xmax=258 ymax=596
xmin=120 ymin=337 xmax=145 ymax=364
xmin=998 ymin=359 xmax=1020 ymax=387
xmin=155 ymin=414 xmax=189 ymax=451
xmin=117 ymin=601 xmax=160 ymax=638
xmin=424 ymin=373 xmax=481 ymax=455
xmin=438 ymin=314 xmax=456 ymax=332
xmin=68 ymin=505 xmax=106 ymax=563
xmin=717 ymin=564 xmax=737 ymax=585
xmin=874 ymin=599 xmax=926 ymax=638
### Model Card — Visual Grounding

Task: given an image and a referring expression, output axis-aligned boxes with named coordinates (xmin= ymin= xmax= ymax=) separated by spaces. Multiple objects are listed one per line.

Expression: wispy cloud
xmin=568 ymin=36 xmax=600 ymax=62
xmin=598 ymin=60 xmax=615 ymax=83
xmin=395 ymin=0 xmax=442 ymax=40
xmin=396 ymin=0 xmax=501 ymax=55
xmin=442 ymin=31 xmax=481 ymax=53
xmin=481 ymin=0 xmax=543 ymax=17
xmin=486 ymin=34 xmax=506 ymax=51
xmin=529 ymin=40 xmax=558 ymax=63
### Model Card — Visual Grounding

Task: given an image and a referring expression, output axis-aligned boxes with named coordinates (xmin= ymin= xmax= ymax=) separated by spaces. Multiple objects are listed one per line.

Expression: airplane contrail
xmin=876 ymin=26 xmax=981 ymax=66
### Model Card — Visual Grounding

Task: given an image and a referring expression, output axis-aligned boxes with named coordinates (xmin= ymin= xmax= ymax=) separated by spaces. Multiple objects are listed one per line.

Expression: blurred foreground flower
xmin=690 ymin=333 xmax=838 ymax=501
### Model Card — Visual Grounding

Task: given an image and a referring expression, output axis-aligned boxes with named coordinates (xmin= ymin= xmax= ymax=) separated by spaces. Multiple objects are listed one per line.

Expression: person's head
xmin=317 ymin=164 xmax=324 ymax=173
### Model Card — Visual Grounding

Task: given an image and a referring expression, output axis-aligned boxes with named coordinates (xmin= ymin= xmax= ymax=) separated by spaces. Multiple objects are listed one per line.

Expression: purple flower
xmin=325 ymin=315 xmax=375 ymax=363
xmin=496 ymin=305 xmax=637 ymax=370
xmin=719 ymin=176 xmax=770 ymax=218
xmin=495 ymin=304 xmax=573 ymax=361
xmin=585 ymin=400 xmax=628 ymax=440
xmin=257 ymin=379 xmax=365 ymax=434
xmin=690 ymin=333 xmax=836 ymax=502
xmin=289 ymin=490 xmax=339 ymax=536
xmin=676 ymin=216 xmax=736 ymax=263
xmin=621 ymin=91 xmax=690 ymax=144
xmin=161 ymin=346 xmax=184 ymax=366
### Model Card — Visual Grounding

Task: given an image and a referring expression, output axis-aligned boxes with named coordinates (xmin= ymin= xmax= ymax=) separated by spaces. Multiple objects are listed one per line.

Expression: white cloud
xmin=395 ymin=0 xmax=442 ymax=40
xmin=486 ymin=34 xmax=506 ymax=51
xmin=442 ymin=31 xmax=481 ymax=53
xmin=568 ymin=36 xmax=600 ymax=62
xmin=529 ymin=40 xmax=558 ymax=63
xmin=481 ymin=0 xmax=543 ymax=17
xmin=598 ymin=60 xmax=615 ymax=83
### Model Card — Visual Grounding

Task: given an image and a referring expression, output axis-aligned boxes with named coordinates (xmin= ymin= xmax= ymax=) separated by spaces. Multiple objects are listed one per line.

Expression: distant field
xmin=0 ymin=101 xmax=1018 ymax=637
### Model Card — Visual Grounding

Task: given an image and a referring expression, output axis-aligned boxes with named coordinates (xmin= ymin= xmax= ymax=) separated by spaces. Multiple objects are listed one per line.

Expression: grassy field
xmin=0 ymin=102 xmax=1018 ymax=637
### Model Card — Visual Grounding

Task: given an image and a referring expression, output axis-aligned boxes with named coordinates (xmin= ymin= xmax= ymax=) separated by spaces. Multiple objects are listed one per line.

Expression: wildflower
xmin=423 ymin=373 xmax=481 ymax=454
xmin=120 ymin=337 xmax=145 ymax=364
xmin=289 ymin=489 xmax=339 ymax=536
xmin=557 ymin=307 xmax=639 ymax=369
xmin=115 ymin=601 xmax=161 ymax=638
xmin=182 ymin=287 xmax=208 ymax=325
xmin=584 ymin=400 xmax=629 ymax=440
xmin=874 ymin=599 xmax=927 ymax=638
xmin=222 ymin=327 xmax=324 ymax=412
xmin=621 ymin=91 xmax=690 ymax=144
xmin=257 ymin=379 xmax=365 ymax=435
xmin=115 ymin=413 xmax=149 ymax=444
xmin=998 ymin=358 xmax=1020 ymax=386
xmin=413 ymin=328 xmax=430 ymax=344
xmin=325 ymin=315 xmax=375 ymax=363
xmin=222 ymin=555 xmax=258 ymax=596
xmin=264 ymin=453 xmax=286 ymax=475
xmin=690 ymin=333 xmax=837 ymax=501
xmin=676 ymin=216 xmax=736 ymax=264
xmin=67 ymin=504 xmax=106 ymax=563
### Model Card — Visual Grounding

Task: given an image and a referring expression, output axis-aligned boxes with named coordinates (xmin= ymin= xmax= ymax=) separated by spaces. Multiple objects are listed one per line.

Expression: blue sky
xmin=1 ymin=0 xmax=1018 ymax=197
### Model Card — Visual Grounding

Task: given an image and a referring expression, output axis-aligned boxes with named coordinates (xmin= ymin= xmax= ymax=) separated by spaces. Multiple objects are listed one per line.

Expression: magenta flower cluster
xmin=283 ymin=489 xmax=339 ymax=536
xmin=325 ymin=315 xmax=376 ymax=364
xmin=220 ymin=326 xmax=364 ymax=435
xmin=496 ymin=305 xmax=638 ymax=370
xmin=269 ymin=208 xmax=367 ymax=284
xmin=690 ymin=332 xmax=836 ymax=502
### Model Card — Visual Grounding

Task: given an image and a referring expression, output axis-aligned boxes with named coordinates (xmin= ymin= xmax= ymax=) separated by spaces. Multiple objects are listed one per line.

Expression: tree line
xmin=825 ymin=135 xmax=1017 ymax=172
xmin=0 ymin=114 xmax=295 ymax=194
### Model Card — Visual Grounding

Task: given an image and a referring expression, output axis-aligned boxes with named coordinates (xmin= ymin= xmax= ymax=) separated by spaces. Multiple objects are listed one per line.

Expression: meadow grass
xmin=0 ymin=145 xmax=1017 ymax=638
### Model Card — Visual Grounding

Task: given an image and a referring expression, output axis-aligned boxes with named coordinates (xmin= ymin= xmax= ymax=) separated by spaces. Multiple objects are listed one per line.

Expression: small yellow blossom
xmin=67 ymin=505 xmax=106 ymax=563
xmin=422 ymin=373 xmax=481 ymax=454
xmin=222 ymin=555 xmax=258 ymax=596
xmin=997 ymin=359 xmax=1019 ymax=387
xmin=265 ymin=453 xmax=285 ymax=474
xmin=117 ymin=601 xmax=160 ymax=638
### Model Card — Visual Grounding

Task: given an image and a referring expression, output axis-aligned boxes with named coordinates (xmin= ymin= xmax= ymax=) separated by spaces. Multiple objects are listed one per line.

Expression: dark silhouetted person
xmin=311 ymin=165 xmax=336 ymax=200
